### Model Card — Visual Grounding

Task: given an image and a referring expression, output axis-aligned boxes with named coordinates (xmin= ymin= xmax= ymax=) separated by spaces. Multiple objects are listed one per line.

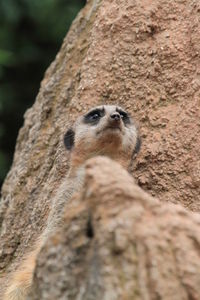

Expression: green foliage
xmin=0 ymin=0 xmax=85 ymax=188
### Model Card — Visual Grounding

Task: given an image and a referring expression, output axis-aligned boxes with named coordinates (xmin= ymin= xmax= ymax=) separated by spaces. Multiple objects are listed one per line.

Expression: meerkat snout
xmin=110 ymin=112 xmax=120 ymax=121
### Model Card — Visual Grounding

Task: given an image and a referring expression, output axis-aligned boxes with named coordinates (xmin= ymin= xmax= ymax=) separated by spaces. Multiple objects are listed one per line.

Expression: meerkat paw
xmin=4 ymin=266 xmax=34 ymax=300
xmin=4 ymin=284 xmax=29 ymax=300
xmin=4 ymin=249 xmax=39 ymax=300
xmin=4 ymin=274 xmax=32 ymax=300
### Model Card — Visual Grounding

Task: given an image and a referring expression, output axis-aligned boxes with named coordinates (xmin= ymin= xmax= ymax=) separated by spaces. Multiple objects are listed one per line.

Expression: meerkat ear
xmin=134 ymin=135 xmax=141 ymax=154
xmin=64 ymin=128 xmax=75 ymax=150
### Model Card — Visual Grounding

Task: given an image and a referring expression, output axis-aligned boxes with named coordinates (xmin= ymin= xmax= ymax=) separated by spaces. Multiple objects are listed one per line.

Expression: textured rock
xmin=1 ymin=0 xmax=200 ymax=298
xmin=29 ymin=157 xmax=200 ymax=300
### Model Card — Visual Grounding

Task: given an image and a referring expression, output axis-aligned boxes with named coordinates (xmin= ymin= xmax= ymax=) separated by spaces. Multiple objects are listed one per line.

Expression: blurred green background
xmin=0 ymin=0 xmax=86 ymax=188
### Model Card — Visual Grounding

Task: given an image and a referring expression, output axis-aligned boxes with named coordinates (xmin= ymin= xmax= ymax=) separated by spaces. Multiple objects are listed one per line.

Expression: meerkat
xmin=4 ymin=104 xmax=140 ymax=300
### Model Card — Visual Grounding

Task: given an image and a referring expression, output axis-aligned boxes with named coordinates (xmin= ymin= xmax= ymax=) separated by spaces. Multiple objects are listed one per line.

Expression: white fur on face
xmin=74 ymin=105 xmax=138 ymax=154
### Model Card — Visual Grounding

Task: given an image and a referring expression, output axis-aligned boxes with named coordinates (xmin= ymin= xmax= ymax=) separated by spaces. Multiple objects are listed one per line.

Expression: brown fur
xmin=4 ymin=239 xmax=42 ymax=300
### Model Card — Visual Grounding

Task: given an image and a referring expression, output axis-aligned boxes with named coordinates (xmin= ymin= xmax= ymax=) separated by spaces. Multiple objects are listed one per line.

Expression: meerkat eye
xmin=116 ymin=109 xmax=130 ymax=125
xmin=119 ymin=111 xmax=128 ymax=119
xmin=84 ymin=108 xmax=105 ymax=125
xmin=90 ymin=112 xmax=100 ymax=120
xmin=120 ymin=111 xmax=128 ymax=119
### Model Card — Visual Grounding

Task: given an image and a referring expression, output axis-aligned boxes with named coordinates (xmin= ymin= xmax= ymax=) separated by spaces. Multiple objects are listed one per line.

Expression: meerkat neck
xmin=68 ymin=163 xmax=85 ymax=179
xmin=69 ymin=151 xmax=131 ymax=174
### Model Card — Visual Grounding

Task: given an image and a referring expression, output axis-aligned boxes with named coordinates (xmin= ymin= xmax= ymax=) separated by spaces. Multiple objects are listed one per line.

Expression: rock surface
xmin=29 ymin=157 xmax=200 ymax=300
xmin=1 ymin=0 xmax=200 ymax=298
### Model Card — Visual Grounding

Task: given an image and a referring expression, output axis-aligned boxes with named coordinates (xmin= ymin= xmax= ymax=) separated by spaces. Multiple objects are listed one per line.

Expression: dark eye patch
xmin=116 ymin=108 xmax=131 ymax=125
xmin=84 ymin=108 xmax=105 ymax=125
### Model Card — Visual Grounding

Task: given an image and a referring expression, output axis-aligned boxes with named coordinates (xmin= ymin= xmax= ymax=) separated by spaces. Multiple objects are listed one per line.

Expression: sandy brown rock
xmin=29 ymin=157 xmax=200 ymax=300
xmin=1 ymin=0 xmax=200 ymax=297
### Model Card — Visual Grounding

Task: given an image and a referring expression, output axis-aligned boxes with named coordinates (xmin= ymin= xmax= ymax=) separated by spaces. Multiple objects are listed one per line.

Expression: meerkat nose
xmin=110 ymin=112 xmax=121 ymax=121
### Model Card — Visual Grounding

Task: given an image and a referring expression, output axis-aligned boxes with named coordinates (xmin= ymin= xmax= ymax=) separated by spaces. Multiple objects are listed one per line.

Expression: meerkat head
xmin=64 ymin=105 xmax=140 ymax=170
